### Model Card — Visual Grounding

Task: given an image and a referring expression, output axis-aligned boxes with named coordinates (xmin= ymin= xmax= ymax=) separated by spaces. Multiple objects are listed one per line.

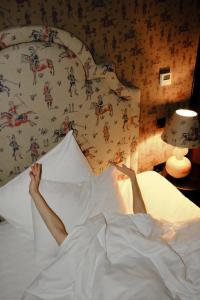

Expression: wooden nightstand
xmin=162 ymin=163 xmax=200 ymax=207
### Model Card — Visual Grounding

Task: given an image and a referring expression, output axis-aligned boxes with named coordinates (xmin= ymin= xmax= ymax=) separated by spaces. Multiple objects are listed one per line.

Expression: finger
xmin=30 ymin=165 xmax=36 ymax=174
xmin=34 ymin=163 xmax=39 ymax=170
xmin=35 ymin=167 xmax=40 ymax=177
xmin=35 ymin=164 xmax=39 ymax=172
xmin=31 ymin=164 xmax=39 ymax=176
xmin=35 ymin=163 xmax=41 ymax=170
xmin=110 ymin=162 xmax=118 ymax=167
xmin=116 ymin=164 xmax=125 ymax=169
xmin=37 ymin=164 xmax=42 ymax=175
xmin=34 ymin=164 xmax=42 ymax=180
xmin=29 ymin=171 xmax=35 ymax=180
xmin=114 ymin=164 xmax=123 ymax=172
xmin=121 ymin=164 xmax=129 ymax=169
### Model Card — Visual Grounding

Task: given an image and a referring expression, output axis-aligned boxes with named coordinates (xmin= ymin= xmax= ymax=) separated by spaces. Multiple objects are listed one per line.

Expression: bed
xmin=0 ymin=25 xmax=200 ymax=300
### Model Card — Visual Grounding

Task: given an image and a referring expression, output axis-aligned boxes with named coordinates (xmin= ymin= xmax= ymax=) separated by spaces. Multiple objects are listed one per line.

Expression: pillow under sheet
xmin=32 ymin=167 xmax=125 ymax=267
xmin=0 ymin=131 xmax=92 ymax=238
xmin=117 ymin=170 xmax=200 ymax=222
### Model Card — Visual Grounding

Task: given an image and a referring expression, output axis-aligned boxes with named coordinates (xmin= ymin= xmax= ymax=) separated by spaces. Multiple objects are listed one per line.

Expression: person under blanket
xmin=25 ymin=164 xmax=200 ymax=300
xmin=29 ymin=163 xmax=147 ymax=246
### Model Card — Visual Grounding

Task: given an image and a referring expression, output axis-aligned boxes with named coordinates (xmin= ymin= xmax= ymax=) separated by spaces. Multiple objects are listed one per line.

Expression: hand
xmin=114 ymin=164 xmax=136 ymax=181
xmin=29 ymin=163 xmax=42 ymax=196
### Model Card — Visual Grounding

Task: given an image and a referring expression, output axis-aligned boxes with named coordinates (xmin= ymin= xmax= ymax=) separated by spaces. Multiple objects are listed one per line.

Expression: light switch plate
xmin=160 ymin=72 xmax=171 ymax=86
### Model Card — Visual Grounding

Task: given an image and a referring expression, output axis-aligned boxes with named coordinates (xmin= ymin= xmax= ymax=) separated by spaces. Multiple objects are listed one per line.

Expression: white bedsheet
xmin=0 ymin=222 xmax=41 ymax=300
xmin=22 ymin=213 xmax=200 ymax=300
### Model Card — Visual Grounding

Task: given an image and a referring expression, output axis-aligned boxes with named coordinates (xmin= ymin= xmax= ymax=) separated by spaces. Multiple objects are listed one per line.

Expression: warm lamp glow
xmin=165 ymin=153 xmax=192 ymax=178
xmin=176 ymin=109 xmax=197 ymax=117
xmin=161 ymin=109 xmax=200 ymax=178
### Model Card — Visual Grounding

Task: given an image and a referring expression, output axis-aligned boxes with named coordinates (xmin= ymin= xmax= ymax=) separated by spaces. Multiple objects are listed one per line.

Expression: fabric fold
xmin=22 ymin=213 xmax=200 ymax=300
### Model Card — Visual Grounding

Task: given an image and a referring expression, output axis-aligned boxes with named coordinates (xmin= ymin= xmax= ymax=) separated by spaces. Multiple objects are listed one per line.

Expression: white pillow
xmin=117 ymin=171 xmax=200 ymax=222
xmin=32 ymin=180 xmax=92 ymax=266
xmin=137 ymin=171 xmax=200 ymax=222
xmin=38 ymin=131 xmax=92 ymax=182
xmin=32 ymin=167 xmax=125 ymax=267
xmin=88 ymin=166 xmax=126 ymax=218
xmin=0 ymin=131 xmax=92 ymax=238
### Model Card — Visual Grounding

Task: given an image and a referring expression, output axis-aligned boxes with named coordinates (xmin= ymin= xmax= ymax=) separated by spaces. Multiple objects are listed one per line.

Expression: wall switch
xmin=160 ymin=72 xmax=171 ymax=86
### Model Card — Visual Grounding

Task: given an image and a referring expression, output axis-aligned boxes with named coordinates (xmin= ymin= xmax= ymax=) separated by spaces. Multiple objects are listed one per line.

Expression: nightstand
xmin=162 ymin=163 xmax=200 ymax=207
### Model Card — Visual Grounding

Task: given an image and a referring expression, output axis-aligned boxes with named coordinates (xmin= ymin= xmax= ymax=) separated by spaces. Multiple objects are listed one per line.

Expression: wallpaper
xmin=0 ymin=0 xmax=199 ymax=172
xmin=0 ymin=25 xmax=140 ymax=186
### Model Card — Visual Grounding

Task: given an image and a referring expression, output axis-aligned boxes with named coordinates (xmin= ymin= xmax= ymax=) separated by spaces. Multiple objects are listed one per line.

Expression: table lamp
xmin=161 ymin=109 xmax=200 ymax=178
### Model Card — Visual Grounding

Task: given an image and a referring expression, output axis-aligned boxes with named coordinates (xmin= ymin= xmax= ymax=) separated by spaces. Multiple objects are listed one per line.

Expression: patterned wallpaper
xmin=0 ymin=0 xmax=199 ymax=172
xmin=0 ymin=25 xmax=140 ymax=186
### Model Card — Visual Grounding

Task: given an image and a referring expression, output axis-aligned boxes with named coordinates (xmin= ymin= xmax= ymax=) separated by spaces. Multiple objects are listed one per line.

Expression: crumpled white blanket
xmin=21 ymin=213 xmax=200 ymax=300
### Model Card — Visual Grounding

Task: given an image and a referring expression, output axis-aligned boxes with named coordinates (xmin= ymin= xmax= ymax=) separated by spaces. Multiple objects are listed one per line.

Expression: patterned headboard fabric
xmin=0 ymin=25 xmax=140 ymax=187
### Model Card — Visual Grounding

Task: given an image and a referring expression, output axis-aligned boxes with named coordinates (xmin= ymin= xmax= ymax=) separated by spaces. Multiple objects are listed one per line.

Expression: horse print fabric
xmin=0 ymin=25 xmax=140 ymax=186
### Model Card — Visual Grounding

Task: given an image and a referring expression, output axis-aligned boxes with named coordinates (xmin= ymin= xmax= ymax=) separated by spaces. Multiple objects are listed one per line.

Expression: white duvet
xmin=21 ymin=213 xmax=200 ymax=300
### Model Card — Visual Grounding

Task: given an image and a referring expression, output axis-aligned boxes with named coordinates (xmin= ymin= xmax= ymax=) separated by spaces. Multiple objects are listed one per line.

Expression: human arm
xmin=29 ymin=163 xmax=68 ymax=245
xmin=114 ymin=164 xmax=147 ymax=214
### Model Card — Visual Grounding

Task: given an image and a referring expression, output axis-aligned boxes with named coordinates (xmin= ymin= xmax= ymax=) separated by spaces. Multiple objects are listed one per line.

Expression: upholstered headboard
xmin=0 ymin=25 xmax=140 ymax=186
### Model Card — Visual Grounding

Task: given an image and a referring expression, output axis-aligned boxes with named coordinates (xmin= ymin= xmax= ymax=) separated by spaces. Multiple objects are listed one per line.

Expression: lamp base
xmin=165 ymin=155 xmax=192 ymax=178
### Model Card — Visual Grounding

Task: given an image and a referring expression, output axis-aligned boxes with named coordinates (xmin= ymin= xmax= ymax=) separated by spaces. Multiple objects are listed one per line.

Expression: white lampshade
xmin=161 ymin=109 xmax=200 ymax=178
xmin=161 ymin=109 xmax=200 ymax=148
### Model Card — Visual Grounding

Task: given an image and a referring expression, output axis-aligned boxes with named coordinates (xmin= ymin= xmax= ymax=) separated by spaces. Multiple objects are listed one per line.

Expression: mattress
xmin=0 ymin=221 xmax=41 ymax=300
